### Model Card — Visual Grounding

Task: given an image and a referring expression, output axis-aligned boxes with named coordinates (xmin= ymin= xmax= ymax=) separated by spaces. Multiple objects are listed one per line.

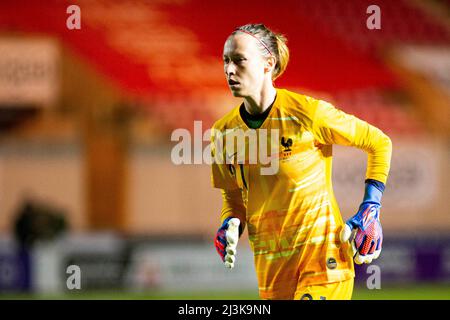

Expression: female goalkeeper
xmin=212 ymin=23 xmax=392 ymax=300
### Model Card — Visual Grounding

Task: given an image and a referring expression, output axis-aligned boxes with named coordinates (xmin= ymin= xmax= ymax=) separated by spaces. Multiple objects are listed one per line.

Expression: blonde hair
xmin=232 ymin=23 xmax=290 ymax=80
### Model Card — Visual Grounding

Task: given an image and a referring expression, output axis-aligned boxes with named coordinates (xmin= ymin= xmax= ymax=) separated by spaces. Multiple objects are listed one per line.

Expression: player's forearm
xmin=312 ymin=100 xmax=392 ymax=184
xmin=220 ymin=189 xmax=246 ymax=235
xmin=355 ymin=122 xmax=392 ymax=184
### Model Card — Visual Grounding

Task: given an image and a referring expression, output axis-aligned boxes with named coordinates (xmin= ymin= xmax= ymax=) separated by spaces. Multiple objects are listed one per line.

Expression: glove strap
xmin=363 ymin=179 xmax=384 ymax=205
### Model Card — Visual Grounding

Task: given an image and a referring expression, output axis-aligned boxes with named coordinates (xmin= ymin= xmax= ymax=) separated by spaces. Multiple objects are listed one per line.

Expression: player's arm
xmin=220 ymin=188 xmax=246 ymax=232
xmin=210 ymin=126 xmax=246 ymax=268
xmin=312 ymin=99 xmax=392 ymax=183
xmin=311 ymin=99 xmax=392 ymax=264
xmin=214 ymin=188 xmax=246 ymax=269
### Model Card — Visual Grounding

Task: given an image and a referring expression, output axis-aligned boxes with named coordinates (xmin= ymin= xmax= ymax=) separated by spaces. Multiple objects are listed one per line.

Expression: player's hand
xmin=341 ymin=203 xmax=382 ymax=264
xmin=214 ymin=217 xmax=240 ymax=269
xmin=340 ymin=180 xmax=385 ymax=265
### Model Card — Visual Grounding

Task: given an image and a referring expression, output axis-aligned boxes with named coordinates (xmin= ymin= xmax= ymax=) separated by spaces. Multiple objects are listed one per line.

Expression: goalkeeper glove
xmin=340 ymin=179 xmax=384 ymax=265
xmin=214 ymin=217 xmax=241 ymax=269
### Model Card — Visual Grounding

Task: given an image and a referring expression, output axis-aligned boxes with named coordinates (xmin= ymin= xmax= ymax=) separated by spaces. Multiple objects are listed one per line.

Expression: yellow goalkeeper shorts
xmin=294 ymin=278 xmax=354 ymax=300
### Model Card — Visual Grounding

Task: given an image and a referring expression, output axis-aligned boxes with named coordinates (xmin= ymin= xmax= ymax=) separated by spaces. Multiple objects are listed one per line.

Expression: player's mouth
xmin=228 ymin=79 xmax=240 ymax=88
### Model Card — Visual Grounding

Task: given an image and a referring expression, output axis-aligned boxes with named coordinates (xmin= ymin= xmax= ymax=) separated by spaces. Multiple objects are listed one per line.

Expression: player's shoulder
xmin=279 ymin=88 xmax=311 ymax=103
xmin=277 ymin=88 xmax=322 ymax=118
xmin=212 ymin=104 xmax=242 ymax=131
xmin=281 ymin=89 xmax=341 ymax=113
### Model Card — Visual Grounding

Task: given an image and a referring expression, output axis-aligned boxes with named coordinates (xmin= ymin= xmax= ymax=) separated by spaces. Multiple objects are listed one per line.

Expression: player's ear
xmin=264 ymin=56 xmax=276 ymax=74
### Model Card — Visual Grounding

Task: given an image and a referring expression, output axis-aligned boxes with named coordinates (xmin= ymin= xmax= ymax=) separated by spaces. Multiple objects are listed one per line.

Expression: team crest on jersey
xmin=281 ymin=136 xmax=293 ymax=151
xmin=281 ymin=136 xmax=293 ymax=158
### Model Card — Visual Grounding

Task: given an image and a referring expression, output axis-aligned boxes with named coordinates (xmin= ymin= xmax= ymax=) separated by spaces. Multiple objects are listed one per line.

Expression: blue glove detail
xmin=214 ymin=217 xmax=233 ymax=262
xmin=342 ymin=180 xmax=385 ymax=264
xmin=362 ymin=179 xmax=384 ymax=204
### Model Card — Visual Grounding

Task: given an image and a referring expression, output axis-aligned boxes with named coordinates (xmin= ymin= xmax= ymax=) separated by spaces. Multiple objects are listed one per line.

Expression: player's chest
xmin=223 ymin=126 xmax=320 ymax=164
xmin=224 ymin=126 xmax=324 ymax=189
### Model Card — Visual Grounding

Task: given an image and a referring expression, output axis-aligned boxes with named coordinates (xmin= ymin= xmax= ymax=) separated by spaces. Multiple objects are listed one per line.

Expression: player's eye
xmin=231 ymin=57 xmax=246 ymax=66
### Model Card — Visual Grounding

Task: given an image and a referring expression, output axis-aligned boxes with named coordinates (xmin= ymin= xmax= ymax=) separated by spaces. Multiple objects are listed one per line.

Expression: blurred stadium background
xmin=0 ymin=0 xmax=449 ymax=300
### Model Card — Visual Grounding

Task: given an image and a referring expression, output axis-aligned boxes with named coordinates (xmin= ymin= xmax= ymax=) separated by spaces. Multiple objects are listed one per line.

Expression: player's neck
xmin=243 ymin=85 xmax=276 ymax=115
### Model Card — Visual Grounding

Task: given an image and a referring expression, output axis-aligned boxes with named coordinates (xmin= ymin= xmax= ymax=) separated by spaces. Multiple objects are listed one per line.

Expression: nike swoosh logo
xmin=226 ymin=152 xmax=238 ymax=162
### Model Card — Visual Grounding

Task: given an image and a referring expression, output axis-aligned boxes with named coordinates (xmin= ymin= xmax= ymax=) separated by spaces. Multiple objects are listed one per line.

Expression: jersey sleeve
xmin=220 ymin=189 xmax=247 ymax=231
xmin=210 ymin=126 xmax=247 ymax=229
xmin=311 ymin=99 xmax=392 ymax=184
xmin=210 ymin=126 xmax=240 ymax=190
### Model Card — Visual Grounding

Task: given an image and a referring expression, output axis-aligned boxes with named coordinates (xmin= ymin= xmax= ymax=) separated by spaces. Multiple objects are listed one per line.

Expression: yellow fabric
xmin=210 ymin=88 xmax=391 ymax=300
xmin=220 ymin=189 xmax=246 ymax=230
xmin=294 ymin=278 xmax=354 ymax=300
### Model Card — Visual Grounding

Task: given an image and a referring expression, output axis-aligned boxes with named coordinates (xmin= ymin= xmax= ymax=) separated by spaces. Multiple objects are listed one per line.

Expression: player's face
xmin=223 ymin=34 xmax=267 ymax=98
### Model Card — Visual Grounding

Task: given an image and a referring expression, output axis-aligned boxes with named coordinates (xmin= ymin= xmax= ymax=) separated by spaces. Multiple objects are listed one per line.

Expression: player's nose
xmin=224 ymin=62 xmax=236 ymax=76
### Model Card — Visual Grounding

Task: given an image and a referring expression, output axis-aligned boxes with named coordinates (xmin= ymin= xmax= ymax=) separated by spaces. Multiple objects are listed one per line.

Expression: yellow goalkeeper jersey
xmin=210 ymin=88 xmax=392 ymax=300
